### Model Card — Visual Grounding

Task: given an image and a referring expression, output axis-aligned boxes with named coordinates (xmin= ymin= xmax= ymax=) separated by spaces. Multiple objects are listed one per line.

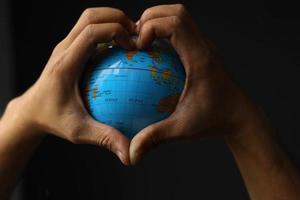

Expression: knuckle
xmin=55 ymin=52 xmax=68 ymax=67
xmin=141 ymin=8 xmax=154 ymax=22
xmin=104 ymin=8 xmax=128 ymax=27
xmin=52 ymin=42 xmax=64 ymax=54
xmin=46 ymin=52 xmax=69 ymax=76
xmin=174 ymin=4 xmax=186 ymax=17
xmin=82 ymin=7 xmax=127 ymax=25
xmin=170 ymin=15 xmax=183 ymax=28
xmin=82 ymin=8 xmax=96 ymax=24
xmin=112 ymin=8 xmax=126 ymax=19
xmin=6 ymin=97 xmax=19 ymax=111
xmin=116 ymin=12 xmax=130 ymax=28
xmin=83 ymin=24 xmax=96 ymax=41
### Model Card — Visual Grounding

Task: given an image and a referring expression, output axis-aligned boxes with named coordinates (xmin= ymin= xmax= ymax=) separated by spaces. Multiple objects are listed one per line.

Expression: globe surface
xmin=81 ymin=39 xmax=186 ymax=139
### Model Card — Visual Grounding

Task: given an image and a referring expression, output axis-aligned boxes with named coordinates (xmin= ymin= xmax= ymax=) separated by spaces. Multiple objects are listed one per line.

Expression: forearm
xmin=225 ymin=113 xmax=300 ymax=200
xmin=0 ymin=101 xmax=43 ymax=199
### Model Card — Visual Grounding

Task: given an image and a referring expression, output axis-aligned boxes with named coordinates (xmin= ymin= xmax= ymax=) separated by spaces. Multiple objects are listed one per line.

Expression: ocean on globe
xmin=81 ymin=39 xmax=186 ymax=139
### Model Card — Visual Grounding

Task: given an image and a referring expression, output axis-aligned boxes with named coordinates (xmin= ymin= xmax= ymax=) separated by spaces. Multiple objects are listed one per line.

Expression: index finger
xmin=137 ymin=4 xmax=188 ymax=32
xmin=60 ymin=23 xmax=134 ymax=79
xmin=61 ymin=7 xmax=136 ymax=49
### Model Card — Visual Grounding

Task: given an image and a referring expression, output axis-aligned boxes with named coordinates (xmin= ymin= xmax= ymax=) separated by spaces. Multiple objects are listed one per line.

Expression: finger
xmin=137 ymin=4 xmax=187 ymax=33
xmin=136 ymin=16 xmax=194 ymax=73
xmin=136 ymin=16 xmax=179 ymax=49
xmin=62 ymin=23 xmax=135 ymax=77
xmin=129 ymin=117 xmax=180 ymax=165
xmin=69 ymin=117 xmax=130 ymax=165
xmin=61 ymin=7 xmax=136 ymax=49
xmin=137 ymin=16 xmax=215 ymax=76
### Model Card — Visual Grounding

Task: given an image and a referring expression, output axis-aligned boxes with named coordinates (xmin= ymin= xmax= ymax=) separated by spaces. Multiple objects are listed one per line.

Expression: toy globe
xmin=81 ymin=39 xmax=186 ymax=139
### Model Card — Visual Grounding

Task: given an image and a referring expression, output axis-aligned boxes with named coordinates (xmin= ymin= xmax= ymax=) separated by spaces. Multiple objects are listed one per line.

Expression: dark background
xmin=1 ymin=0 xmax=300 ymax=199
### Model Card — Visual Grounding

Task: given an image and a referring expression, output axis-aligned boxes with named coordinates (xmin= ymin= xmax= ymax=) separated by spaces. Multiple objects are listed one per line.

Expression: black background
xmin=4 ymin=0 xmax=300 ymax=199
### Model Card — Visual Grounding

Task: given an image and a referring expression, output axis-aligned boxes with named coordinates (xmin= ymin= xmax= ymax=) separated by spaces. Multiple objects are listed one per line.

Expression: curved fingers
xmin=68 ymin=116 xmax=130 ymax=165
xmin=48 ymin=23 xmax=134 ymax=80
xmin=130 ymin=116 xmax=182 ymax=164
xmin=137 ymin=4 xmax=187 ymax=33
xmin=58 ymin=7 xmax=136 ymax=50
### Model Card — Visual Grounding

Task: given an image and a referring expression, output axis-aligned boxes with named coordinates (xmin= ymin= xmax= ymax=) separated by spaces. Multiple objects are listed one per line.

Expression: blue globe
xmin=81 ymin=39 xmax=186 ymax=139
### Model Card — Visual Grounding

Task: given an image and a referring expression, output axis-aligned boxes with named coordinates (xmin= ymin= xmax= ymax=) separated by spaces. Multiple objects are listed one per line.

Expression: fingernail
xmin=129 ymin=39 xmax=136 ymax=48
xmin=135 ymin=20 xmax=141 ymax=33
xmin=136 ymin=20 xmax=140 ymax=26
xmin=136 ymin=35 xmax=142 ymax=49
xmin=116 ymin=150 xmax=126 ymax=164
xmin=129 ymin=149 xmax=139 ymax=165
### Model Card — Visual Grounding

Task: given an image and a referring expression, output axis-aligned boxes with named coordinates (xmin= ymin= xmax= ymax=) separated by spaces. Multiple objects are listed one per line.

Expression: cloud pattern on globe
xmin=81 ymin=39 xmax=186 ymax=139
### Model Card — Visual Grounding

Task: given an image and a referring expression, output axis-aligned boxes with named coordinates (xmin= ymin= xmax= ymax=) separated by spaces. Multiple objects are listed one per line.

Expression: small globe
xmin=81 ymin=39 xmax=186 ymax=139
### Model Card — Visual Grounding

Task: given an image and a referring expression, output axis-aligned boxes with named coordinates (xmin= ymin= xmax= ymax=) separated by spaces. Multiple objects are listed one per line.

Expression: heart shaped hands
xmin=130 ymin=4 xmax=261 ymax=164
xmin=7 ymin=5 xmax=261 ymax=166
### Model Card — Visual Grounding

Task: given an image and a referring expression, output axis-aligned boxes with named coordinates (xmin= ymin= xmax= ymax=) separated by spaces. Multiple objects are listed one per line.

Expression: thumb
xmin=71 ymin=117 xmax=130 ymax=165
xmin=129 ymin=117 xmax=178 ymax=165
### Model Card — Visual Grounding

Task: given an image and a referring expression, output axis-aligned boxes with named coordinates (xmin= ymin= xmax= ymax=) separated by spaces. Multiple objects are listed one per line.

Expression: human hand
xmin=130 ymin=4 xmax=264 ymax=164
xmin=5 ymin=7 xmax=137 ymax=165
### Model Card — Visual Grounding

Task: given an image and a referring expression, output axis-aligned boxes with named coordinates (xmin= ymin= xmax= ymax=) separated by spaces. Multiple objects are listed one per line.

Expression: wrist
xmin=0 ymin=98 xmax=45 ymax=199
xmin=224 ymin=106 xmax=284 ymax=168
xmin=225 ymin=106 xmax=270 ymax=147
xmin=224 ymin=97 xmax=300 ymax=200
xmin=224 ymin=85 xmax=275 ymax=151
xmin=1 ymin=97 xmax=45 ymax=141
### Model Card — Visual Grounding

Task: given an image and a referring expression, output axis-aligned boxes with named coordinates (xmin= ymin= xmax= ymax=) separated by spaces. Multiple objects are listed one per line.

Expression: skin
xmin=0 ymin=8 xmax=136 ymax=199
xmin=0 ymin=4 xmax=299 ymax=200
xmin=130 ymin=4 xmax=300 ymax=199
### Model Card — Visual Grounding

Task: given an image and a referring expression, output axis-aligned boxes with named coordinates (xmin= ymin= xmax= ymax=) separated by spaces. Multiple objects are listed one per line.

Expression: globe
xmin=81 ymin=39 xmax=186 ymax=139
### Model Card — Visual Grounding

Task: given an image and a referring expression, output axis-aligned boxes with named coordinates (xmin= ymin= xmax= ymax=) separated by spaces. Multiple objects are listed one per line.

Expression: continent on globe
xmin=126 ymin=50 xmax=138 ymax=60
xmin=150 ymin=66 xmax=158 ymax=80
xmin=162 ymin=69 xmax=171 ymax=80
xmin=81 ymin=39 xmax=186 ymax=139
xmin=148 ymin=49 xmax=162 ymax=63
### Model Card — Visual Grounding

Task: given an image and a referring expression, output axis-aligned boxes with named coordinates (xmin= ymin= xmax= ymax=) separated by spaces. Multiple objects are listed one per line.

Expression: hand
xmin=5 ymin=7 xmax=137 ymax=165
xmin=130 ymin=4 xmax=263 ymax=164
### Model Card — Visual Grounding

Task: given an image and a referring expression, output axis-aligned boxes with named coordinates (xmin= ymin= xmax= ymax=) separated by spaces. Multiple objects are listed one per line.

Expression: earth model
xmin=81 ymin=39 xmax=186 ymax=139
